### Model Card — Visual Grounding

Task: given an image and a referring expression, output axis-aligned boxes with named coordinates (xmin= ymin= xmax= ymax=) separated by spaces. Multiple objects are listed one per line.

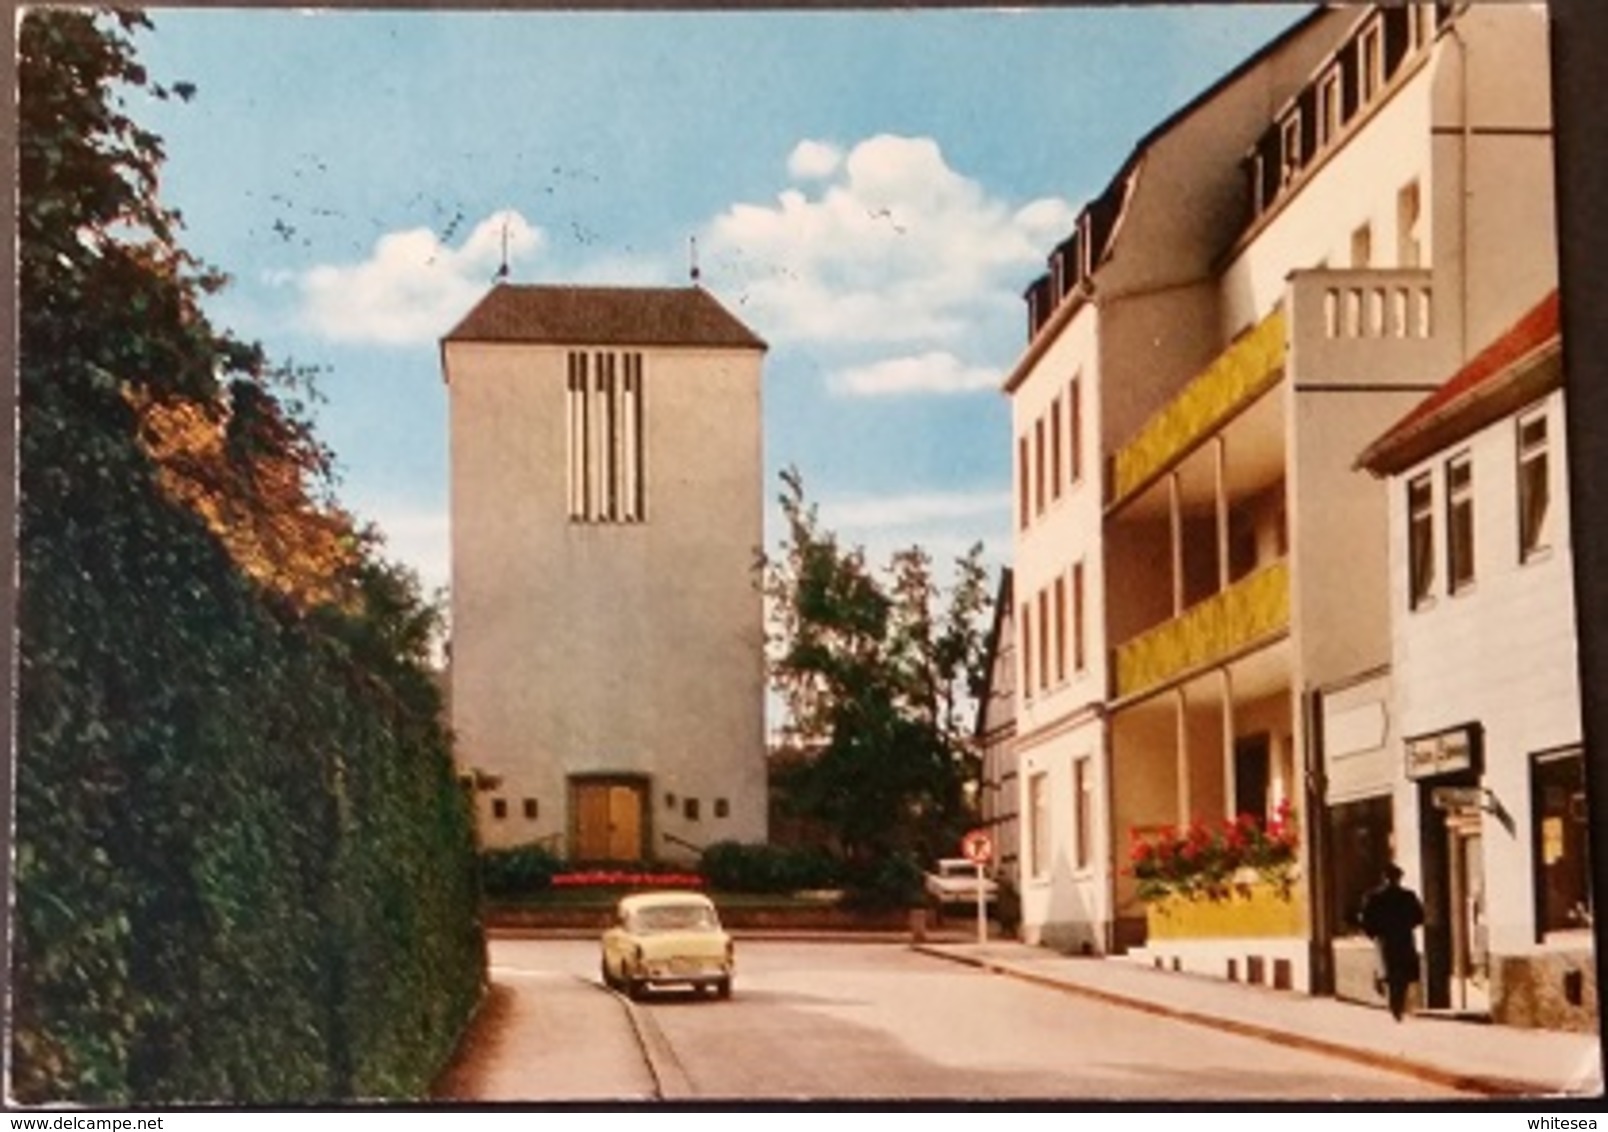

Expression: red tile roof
xmin=1357 ymin=289 xmax=1562 ymax=475
xmin=443 ymin=284 xmax=767 ymax=351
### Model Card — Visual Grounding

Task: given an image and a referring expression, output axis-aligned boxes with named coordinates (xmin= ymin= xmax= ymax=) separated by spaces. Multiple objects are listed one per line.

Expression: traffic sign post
xmin=960 ymin=830 xmax=993 ymax=945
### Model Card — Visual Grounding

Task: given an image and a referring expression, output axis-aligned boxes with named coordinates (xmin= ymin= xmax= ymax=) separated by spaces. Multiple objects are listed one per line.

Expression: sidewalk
xmin=916 ymin=939 xmax=1603 ymax=1099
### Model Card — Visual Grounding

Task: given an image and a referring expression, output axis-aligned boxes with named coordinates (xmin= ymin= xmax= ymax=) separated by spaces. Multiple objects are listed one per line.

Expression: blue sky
xmin=128 ymin=4 xmax=1311 ymax=598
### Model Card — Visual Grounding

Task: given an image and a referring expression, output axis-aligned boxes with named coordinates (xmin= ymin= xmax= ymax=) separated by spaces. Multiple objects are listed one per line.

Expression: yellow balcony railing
xmin=1114 ymin=560 xmax=1290 ymax=700
xmin=1110 ymin=308 xmax=1287 ymax=505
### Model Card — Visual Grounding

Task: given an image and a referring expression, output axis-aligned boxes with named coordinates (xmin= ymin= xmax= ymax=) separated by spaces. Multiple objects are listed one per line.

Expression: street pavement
xmin=915 ymin=938 xmax=1604 ymax=1099
xmin=440 ymin=929 xmax=1603 ymax=1103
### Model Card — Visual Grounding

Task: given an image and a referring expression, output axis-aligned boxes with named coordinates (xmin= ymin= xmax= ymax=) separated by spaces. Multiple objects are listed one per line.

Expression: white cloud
xmin=701 ymin=134 xmax=1075 ymax=349
xmin=819 ymin=488 xmax=1012 ymax=534
xmin=787 ymin=139 xmax=843 ymax=180
xmin=829 ymin=351 xmax=1001 ymax=397
xmin=298 ymin=209 xmax=543 ymax=346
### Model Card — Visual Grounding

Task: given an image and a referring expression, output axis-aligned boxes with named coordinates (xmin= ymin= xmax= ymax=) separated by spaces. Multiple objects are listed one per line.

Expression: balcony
xmin=1113 ymin=560 xmax=1290 ymax=701
xmin=1109 ymin=308 xmax=1287 ymax=508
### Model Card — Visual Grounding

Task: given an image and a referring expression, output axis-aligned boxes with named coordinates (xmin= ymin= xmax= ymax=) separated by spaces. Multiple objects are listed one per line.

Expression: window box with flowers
xmin=1129 ymin=802 xmax=1305 ymax=940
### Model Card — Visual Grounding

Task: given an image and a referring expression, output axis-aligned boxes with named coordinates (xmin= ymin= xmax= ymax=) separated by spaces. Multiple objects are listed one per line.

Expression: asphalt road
xmin=432 ymin=937 xmax=1474 ymax=1103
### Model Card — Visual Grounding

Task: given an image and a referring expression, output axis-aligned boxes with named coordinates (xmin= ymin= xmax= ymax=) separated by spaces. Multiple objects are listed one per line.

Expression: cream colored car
xmin=600 ymin=891 xmax=734 ymax=1000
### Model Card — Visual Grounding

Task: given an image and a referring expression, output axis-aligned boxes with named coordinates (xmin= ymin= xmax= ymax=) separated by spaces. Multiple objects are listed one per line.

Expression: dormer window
xmin=1359 ymin=20 xmax=1384 ymax=103
xmin=1077 ymin=213 xmax=1095 ymax=278
xmin=1317 ymin=68 xmax=1343 ymax=147
xmin=1280 ymin=113 xmax=1303 ymax=186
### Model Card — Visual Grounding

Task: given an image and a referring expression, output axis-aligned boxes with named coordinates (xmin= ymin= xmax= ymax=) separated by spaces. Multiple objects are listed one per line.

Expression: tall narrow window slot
xmin=1517 ymin=409 xmax=1551 ymax=560
xmin=1408 ymin=472 xmax=1435 ymax=608
xmin=1446 ymin=453 xmax=1475 ymax=592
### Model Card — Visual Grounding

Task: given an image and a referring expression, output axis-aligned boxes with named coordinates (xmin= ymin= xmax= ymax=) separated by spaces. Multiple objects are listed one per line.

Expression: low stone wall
xmin=1491 ymin=945 xmax=1598 ymax=1032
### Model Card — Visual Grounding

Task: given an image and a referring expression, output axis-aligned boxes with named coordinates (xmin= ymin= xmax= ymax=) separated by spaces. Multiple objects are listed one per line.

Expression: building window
xmin=1517 ymin=409 xmax=1552 ymax=560
xmin=1020 ymin=601 xmax=1034 ymax=698
xmin=715 ymin=798 xmax=729 ymax=819
xmin=1318 ymin=68 xmax=1343 ymax=146
xmin=567 ymin=350 xmax=646 ymax=523
xmin=1017 ymin=435 xmax=1031 ymax=530
xmin=1034 ymin=416 xmax=1047 ymax=516
xmin=491 ymin=798 xmax=508 ymax=820
xmin=1073 ymin=757 xmax=1093 ymax=870
xmin=1280 ymin=113 xmax=1303 ymax=186
xmin=1037 ymin=588 xmax=1051 ymax=694
xmin=1397 ymin=179 xmax=1422 ymax=267
xmin=1053 ymin=575 xmax=1067 ymax=685
xmin=665 ymin=792 xmax=677 ymax=809
xmin=1446 ymin=453 xmax=1475 ymax=593
xmin=684 ymin=797 xmax=700 ymax=821
xmin=1359 ymin=21 xmax=1384 ymax=102
xmin=523 ymin=798 xmax=538 ymax=820
xmin=1408 ymin=472 xmax=1435 ymax=608
xmin=1350 ymin=223 xmax=1373 ymax=269
xmin=1069 ymin=374 xmax=1083 ymax=484
xmin=1028 ymin=772 xmax=1050 ymax=880
xmin=1533 ymin=749 xmax=1591 ymax=936
xmin=1050 ymin=396 xmax=1063 ymax=502
xmin=1328 ymin=794 xmax=1394 ymax=934
xmin=1072 ymin=560 xmax=1086 ymax=671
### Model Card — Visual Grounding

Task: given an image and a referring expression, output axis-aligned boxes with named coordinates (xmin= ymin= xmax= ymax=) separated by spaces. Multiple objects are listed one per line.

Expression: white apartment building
xmin=1004 ymin=5 xmax=1354 ymax=953
xmin=1357 ymin=290 xmax=1594 ymax=1031
xmin=442 ymin=284 xmax=769 ymax=861
xmin=1007 ymin=3 xmax=1561 ymax=996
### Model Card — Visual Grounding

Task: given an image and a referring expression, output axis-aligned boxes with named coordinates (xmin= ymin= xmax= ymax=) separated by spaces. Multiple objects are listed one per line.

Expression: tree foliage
xmin=12 ymin=9 xmax=483 ymax=1103
xmin=762 ymin=468 xmax=992 ymax=874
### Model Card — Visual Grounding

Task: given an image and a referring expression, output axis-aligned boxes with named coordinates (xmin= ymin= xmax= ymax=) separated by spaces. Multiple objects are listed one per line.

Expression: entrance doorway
xmin=1419 ymin=779 xmax=1489 ymax=1013
xmin=570 ymin=776 xmax=649 ymax=862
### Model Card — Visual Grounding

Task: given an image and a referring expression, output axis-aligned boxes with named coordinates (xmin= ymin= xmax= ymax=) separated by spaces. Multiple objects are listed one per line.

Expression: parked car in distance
xmin=924 ymin=858 xmax=999 ymax=907
xmin=600 ymin=890 xmax=734 ymax=1000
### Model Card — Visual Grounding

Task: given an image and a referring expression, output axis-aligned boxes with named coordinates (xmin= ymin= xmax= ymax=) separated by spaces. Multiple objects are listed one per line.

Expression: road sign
xmin=960 ymin=829 xmax=993 ymax=864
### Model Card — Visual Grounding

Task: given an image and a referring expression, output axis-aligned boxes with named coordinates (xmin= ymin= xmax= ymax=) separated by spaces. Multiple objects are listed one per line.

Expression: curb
xmin=914 ymin=946 xmax=1558 ymax=1099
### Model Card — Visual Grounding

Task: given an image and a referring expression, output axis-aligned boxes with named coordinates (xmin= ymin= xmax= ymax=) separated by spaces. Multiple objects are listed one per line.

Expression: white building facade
xmin=1359 ymin=291 xmax=1594 ymax=1031
xmin=443 ymin=284 xmax=769 ymax=862
xmin=1005 ymin=3 xmax=1567 ymax=1005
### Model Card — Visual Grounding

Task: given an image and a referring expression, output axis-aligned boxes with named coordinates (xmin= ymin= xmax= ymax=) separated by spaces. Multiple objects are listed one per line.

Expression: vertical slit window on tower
xmin=567 ymin=350 xmax=647 ymax=524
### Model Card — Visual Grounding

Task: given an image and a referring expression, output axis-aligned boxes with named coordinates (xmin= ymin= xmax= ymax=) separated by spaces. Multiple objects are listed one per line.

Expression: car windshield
xmin=631 ymin=904 xmax=718 ymax=933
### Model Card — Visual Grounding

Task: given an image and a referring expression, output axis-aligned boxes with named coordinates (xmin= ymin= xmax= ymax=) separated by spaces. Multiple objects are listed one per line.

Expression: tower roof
xmin=442 ymin=284 xmax=767 ymax=351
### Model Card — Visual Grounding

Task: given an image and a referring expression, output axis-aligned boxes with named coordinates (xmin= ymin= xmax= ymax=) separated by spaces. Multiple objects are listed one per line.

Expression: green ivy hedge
xmin=12 ymin=453 xmax=486 ymax=1103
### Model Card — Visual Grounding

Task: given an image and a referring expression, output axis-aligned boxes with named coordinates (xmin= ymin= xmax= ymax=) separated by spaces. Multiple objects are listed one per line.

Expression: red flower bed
xmin=1128 ymin=800 xmax=1298 ymax=903
xmin=550 ymin=871 xmax=705 ymax=889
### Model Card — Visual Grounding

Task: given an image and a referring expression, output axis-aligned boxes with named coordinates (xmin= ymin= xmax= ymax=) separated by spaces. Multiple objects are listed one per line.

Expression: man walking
xmin=1361 ymin=863 xmax=1425 ymax=1021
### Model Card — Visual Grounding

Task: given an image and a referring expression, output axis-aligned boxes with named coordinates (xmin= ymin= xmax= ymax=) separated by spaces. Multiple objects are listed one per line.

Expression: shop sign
xmin=1404 ymin=724 xmax=1477 ymax=780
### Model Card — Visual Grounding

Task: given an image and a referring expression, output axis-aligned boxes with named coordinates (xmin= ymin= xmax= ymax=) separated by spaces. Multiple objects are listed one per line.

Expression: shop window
xmin=1533 ymin=749 xmax=1591 ymax=937
xmin=1328 ymin=794 xmax=1394 ymax=934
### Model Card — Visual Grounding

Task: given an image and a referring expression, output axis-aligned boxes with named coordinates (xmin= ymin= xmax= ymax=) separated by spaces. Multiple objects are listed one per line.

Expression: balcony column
xmin=1215 ymin=436 xmax=1230 ymax=591
xmin=1174 ymin=686 xmax=1190 ymax=825
xmin=1169 ymin=471 xmax=1184 ymax=617
xmin=1220 ymin=667 xmax=1236 ymax=820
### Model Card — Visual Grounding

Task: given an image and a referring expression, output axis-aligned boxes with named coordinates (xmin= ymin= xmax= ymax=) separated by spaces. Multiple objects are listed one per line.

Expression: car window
xmin=630 ymin=904 xmax=718 ymax=933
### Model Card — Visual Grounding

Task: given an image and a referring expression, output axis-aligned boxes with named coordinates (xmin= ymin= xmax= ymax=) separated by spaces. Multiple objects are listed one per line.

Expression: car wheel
xmin=601 ymin=958 xmax=615 ymax=990
xmin=627 ymin=978 xmax=647 ymax=1001
xmin=715 ymin=977 xmax=732 ymax=1000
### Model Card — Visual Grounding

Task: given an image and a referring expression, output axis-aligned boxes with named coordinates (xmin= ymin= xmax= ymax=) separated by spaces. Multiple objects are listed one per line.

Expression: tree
xmin=13 ymin=9 xmax=481 ymax=1102
xmin=761 ymin=468 xmax=992 ymax=877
